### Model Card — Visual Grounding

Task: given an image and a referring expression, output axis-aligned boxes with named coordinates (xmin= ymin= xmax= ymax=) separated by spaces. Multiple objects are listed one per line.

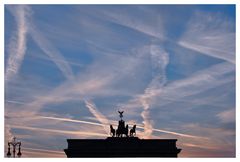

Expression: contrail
xmin=23 ymin=150 xmax=65 ymax=158
xmin=6 ymin=5 xmax=74 ymax=82
xmin=22 ymin=147 xmax=65 ymax=157
xmin=5 ymin=5 xmax=30 ymax=81
xmin=11 ymin=125 xmax=107 ymax=137
xmin=29 ymin=25 xmax=74 ymax=80
xmin=151 ymin=128 xmax=208 ymax=139
xmin=39 ymin=116 xmax=105 ymax=127
xmin=140 ymin=45 xmax=169 ymax=138
xmin=178 ymin=11 xmax=235 ymax=64
xmin=140 ymin=90 xmax=154 ymax=138
xmin=38 ymin=115 xmax=206 ymax=139
xmin=5 ymin=100 xmax=25 ymax=105
xmin=84 ymin=100 xmax=110 ymax=134
xmin=23 ymin=147 xmax=64 ymax=155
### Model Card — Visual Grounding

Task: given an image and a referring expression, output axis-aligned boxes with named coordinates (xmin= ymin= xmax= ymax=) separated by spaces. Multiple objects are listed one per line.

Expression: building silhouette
xmin=64 ymin=111 xmax=181 ymax=157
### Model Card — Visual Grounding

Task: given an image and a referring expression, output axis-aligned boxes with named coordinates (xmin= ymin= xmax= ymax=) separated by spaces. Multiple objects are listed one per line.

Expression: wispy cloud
xmin=139 ymin=45 xmax=169 ymax=138
xmin=6 ymin=5 xmax=74 ymax=82
xmin=126 ymin=61 xmax=235 ymax=112
xmin=14 ymin=74 xmax=113 ymax=117
xmin=5 ymin=100 xmax=25 ymax=105
xmin=179 ymin=123 xmax=235 ymax=157
xmin=107 ymin=44 xmax=170 ymax=138
xmin=5 ymin=5 xmax=30 ymax=81
xmin=11 ymin=125 xmax=107 ymax=137
xmin=10 ymin=42 xmax=144 ymax=117
xmin=101 ymin=6 xmax=165 ymax=40
xmin=5 ymin=5 xmax=235 ymax=157
xmin=178 ymin=11 xmax=235 ymax=63
xmin=39 ymin=116 xmax=105 ymax=127
xmin=28 ymin=24 xmax=74 ymax=80
xmin=216 ymin=108 xmax=235 ymax=123
xmin=84 ymin=100 xmax=110 ymax=134
xmin=22 ymin=147 xmax=65 ymax=158
xmin=35 ymin=115 xmax=206 ymax=139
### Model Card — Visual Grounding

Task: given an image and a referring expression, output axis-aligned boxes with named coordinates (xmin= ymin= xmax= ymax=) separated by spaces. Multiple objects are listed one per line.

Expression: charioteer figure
xmin=118 ymin=111 xmax=124 ymax=120
xmin=110 ymin=111 xmax=136 ymax=137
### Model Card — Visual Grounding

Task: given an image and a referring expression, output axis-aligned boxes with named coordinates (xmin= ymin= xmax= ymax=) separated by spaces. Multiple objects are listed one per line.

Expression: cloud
xmin=5 ymin=5 xmax=235 ymax=157
xmin=118 ymin=61 xmax=234 ymax=142
xmin=84 ymin=100 xmax=110 ymax=134
xmin=22 ymin=147 xmax=65 ymax=158
xmin=6 ymin=5 xmax=74 ymax=81
xmin=182 ymin=143 xmax=219 ymax=150
xmin=216 ymin=109 xmax=235 ymax=123
xmin=5 ymin=5 xmax=30 ymax=81
xmin=11 ymin=125 xmax=107 ymax=137
xmin=9 ymin=113 xmax=204 ymax=140
xmin=150 ymin=62 xmax=235 ymax=109
xmin=140 ymin=97 xmax=153 ymax=138
xmin=37 ymin=115 xmax=206 ymax=139
xmin=39 ymin=116 xmax=105 ymax=127
xmin=9 ymin=42 xmax=145 ymax=118
xmin=178 ymin=11 xmax=235 ymax=63
xmin=109 ymin=44 xmax=170 ymax=138
xmin=179 ymin=123 xmax=235 ymax=157
xmin=13 ymin=74 xmax=113 ymax=118
xmin=28 ymin=24 xmax=74 ymax=80
xmin=151 ymin=127 xmax=206 ymax=139
xmin=101 ymin=6 xmax=165 ymax=40
xmin=5 ymin=100 xmax=25 ymax=105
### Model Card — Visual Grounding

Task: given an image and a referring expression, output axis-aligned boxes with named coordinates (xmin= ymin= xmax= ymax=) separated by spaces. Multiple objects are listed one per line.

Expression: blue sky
xmin=4 ymin=5 xmax=235 ymax=157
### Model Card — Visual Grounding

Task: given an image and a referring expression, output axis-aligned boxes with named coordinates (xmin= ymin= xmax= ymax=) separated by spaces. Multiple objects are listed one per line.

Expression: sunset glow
xmin=5 ymin=4 xmax=235 ymax=157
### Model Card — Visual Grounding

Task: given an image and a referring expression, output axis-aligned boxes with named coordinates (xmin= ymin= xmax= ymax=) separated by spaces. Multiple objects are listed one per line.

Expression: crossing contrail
xmin=6 ymin=5 xmax=30 ymax=81
xmin=37 ymin=115 xmax=207 ymax=139
xmin=84 ymin=100 xmax=110 ymax=134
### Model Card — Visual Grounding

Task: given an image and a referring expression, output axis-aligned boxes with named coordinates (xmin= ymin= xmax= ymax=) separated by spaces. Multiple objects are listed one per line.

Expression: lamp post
xmin=7 ymin=137 xmax=22 ymax=158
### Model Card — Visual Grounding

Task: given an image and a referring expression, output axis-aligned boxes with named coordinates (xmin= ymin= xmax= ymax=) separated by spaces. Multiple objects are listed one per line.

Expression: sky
xmin=4 ymin=5 xmax=235 ymax=157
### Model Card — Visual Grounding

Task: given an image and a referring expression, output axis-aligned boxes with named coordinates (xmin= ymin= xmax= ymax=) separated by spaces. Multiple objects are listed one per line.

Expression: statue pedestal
xmin=64 ymin=137 xmax=181 ymax=157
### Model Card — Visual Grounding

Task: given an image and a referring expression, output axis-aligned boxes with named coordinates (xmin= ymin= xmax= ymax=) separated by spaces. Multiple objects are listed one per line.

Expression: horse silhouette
xmin=130 ymin=125 xmax=136 ymax=137
xmin=110 ymin=125 xmax=115 ymax=137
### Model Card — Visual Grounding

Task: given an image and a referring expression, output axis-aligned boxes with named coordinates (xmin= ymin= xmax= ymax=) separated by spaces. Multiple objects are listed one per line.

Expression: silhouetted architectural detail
xmin=130 ymin=125 xmax=136 ymax=137
xmin=110 ymin=125 xmax=115 ymax=137
xmin=64 ymin=138 xmax=181 ymax=157
xmin=110 ymin=110 xmax=133 ymax=137
xmin=110 ymin=122 xmax=136 ymax=137
xmin=64 ymin=111 xmax=181 ymax=157
xmin=116 ymin=120 xmax=129 ymax=137
xmin=118 ymin=110 xmax=124 ymax=120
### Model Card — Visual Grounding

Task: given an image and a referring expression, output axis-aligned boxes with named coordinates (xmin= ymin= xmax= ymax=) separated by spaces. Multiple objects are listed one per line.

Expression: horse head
xmin=110 ymin=125 xmax=115 ymax=131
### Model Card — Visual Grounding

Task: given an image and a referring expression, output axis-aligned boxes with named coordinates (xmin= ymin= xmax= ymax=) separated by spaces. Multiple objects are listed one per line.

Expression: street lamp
xmin=7 ymin=137 xmax=22 ymax=158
